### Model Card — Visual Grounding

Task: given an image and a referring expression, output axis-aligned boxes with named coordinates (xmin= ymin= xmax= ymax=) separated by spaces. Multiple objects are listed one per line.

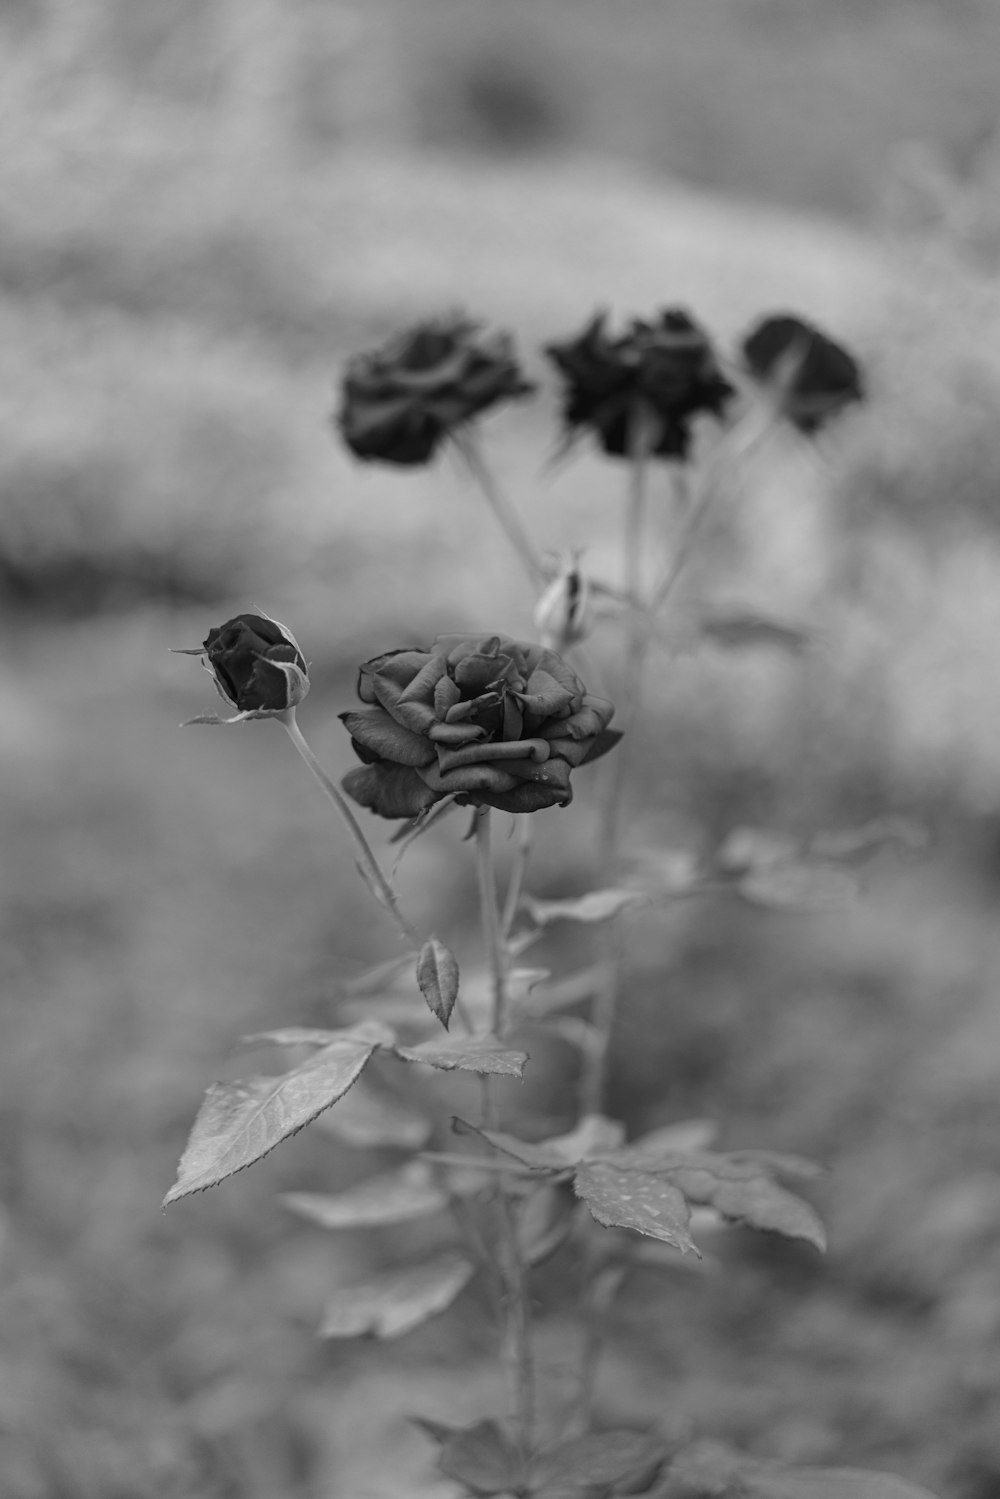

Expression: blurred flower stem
xmin=475 ymin=807 xmax=536 ymax=1466
xmin=454 ymin=429 xmax=547 ymax=587
xmin=582 ymin=404 xmax=775 ymax=1115
xmin=280 ymin=710 xmax=420 ymax=945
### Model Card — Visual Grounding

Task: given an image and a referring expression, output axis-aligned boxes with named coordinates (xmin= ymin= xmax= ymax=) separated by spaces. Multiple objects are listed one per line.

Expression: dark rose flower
xmin=337 ymin=313 xmax=535 ymax=466
xmin=544 ymin=308 xmax=734 ymax=460
xmin=741 ymin=313 xmax=864 ymax=433
xmin=340 ymin=633 xmax=619 ymax=818
xmin=199 ymin=613 xmax=309 ymax=718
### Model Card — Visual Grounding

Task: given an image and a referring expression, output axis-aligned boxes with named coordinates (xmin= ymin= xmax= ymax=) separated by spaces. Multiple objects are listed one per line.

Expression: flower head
xmin=533 ymin=557 xmax=591 ymax=653
xmin=337 ymin=313 xmax=535 ymax=466
xmin=340 ymin=633 xmax=619 ymax=818
xmin=544 ymin=308 xmax=734 ymax=461
xmin=741 ymin=313 xmax=864 ymax=433
xmin=184 ymin=613 xmax=309 ymax=722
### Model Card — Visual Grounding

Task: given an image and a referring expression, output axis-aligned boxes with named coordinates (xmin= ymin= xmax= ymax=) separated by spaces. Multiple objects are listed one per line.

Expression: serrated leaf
xmin=699 ymin=607 xmax=811 ymax=654
xmin=417 ymin=937 xmax=460 ymax=1030
xmin=415 ymin=1417 xmax=522 ymax=1496
xmin=396 ymin=1036 xmax=528 ymax=1077
xmin=738 ymin=861 xmax=857 ymax=912
xmin=318 ymin=1252 xmax=474 ymax=1339
xmin=454 ymin=1114 xmax=625 ymax=1171
xmin=164 ymin=1035 xmax=383 ymax=1204
xmin=575 ymin=1162 xmax=700 ymax=1256
xmin=282 ymin=1162 xmax=451 ymax=1229
xmin=313 ymin=1078 xmax=431 ymax=1150
xmin=523 ymin=890 xmax=647 ymax=926
xmin=662 ymin=1441 xmax=939 ymax=1499
xmin=531 ymin=1430 xmax=667 ymax=1496
xmin=605 ymin=1150 xmax=826 ymax=1252
xmin=517 ymin=1182 xmax=577 ymax=1266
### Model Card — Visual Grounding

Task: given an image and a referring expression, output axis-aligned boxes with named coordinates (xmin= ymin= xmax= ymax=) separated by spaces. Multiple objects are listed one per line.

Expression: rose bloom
xmin=201 ymin=613 xmax=309 ymax=716
xmin=544 ymin=308 xmax=733 ymax=460
xmin=340 ymin=634 xmax=618 ymax=818
xmin=337 ymin=313 xmax=535 ymax=466
xmin=741 ymin=313 xmax=864 ymax=433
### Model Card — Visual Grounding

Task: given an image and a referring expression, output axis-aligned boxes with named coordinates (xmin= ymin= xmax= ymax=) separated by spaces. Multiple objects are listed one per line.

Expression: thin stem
xmin=454 ymin=429 xmax=547 ymax=587
xmin=475 ymin=809 xmax=510 ymax=1036
xmin=281 ymin=712 xmax=420 ymax=945
xmin=501 ymin=815 xmax=533 ymax=939
xmin=474 ymin=807 xmax=535 ymax=1467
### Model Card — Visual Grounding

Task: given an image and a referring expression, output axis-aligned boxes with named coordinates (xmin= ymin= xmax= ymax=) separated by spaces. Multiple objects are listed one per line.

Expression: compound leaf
xmin=575 ymin=1162 xmax=700 ymax=1256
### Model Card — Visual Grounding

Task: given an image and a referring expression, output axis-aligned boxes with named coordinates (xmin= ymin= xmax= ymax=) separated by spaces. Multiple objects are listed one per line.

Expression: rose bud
xmin=533 ymin=557 xmax=591 ymax=654
xmin=741 ymin=313 xmax=864 ymax=433
xmin=544 ymin=307 xmax=733 ymax=461
xmin=179 ymin=612 xmax=309 ymax=722
xmin=340 ymin=633 xmax=620 ymax=818
xmin=336 ymin=313 xmax=535 ymax=466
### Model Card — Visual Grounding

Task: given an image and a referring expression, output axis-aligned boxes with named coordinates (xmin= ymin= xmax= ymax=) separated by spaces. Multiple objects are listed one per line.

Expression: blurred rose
xmin=544 ymin=308 xmax=733 ymax=460
xmin=341 ymin=633 xmax=618 ymax=817
xmin=741 ymin=313 xmax=864 ymax=432
xmin=201 ymin=613 xmax=309 ymax=716
xmin=337 ymin=313 xmax=535 ymax=465
xmin=533 ymin=558 xmax=591 ymax=653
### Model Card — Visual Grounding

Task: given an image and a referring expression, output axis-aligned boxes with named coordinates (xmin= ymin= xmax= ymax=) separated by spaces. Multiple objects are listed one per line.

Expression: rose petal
xmin=471 ymin=780 xmax=572 ymax=814
xmin=436 ymin=739 xmax=551 ymax=774
xmin=419 ymin=762 xmax=520 ymax=796
xmin=433 ymin=675 xmax=462 ymax=717
xmin=454 ymin=651 xmax=514 ymax=694
xmin=340 ymin=708 xmax=436 ymax=767
xmin=515 ymin=669 xmax=577 ymax=720
xmin=428 ymin=722 xmax=486 ymax=746
xmin=342 ymin=764 xmax=439 ymax=820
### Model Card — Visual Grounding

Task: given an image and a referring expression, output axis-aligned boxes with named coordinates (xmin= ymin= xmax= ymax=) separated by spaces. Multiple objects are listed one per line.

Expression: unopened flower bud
xmin=533 ymin=559 xmax=591 ymax=653
xmin=179 ymin=612 xmax=309 ymax=723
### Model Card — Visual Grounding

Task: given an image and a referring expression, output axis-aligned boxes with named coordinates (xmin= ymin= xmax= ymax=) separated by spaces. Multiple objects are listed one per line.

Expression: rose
xmin=741 ymin=313 xmax=864 ymax=433
xmin=340 ymin=634 xmax=619 ymax=818
xmin=196 ymin=613 xmax=309 ymax=719
xmin=544 ymin=308 xmax=733 ymax=460
xmin=337 ymin=313 xmax=535 ymax=466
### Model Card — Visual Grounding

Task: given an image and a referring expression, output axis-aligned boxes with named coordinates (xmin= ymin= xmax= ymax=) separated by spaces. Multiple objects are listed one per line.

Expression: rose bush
xmin=337 ymin=313 xmax=535 ymax=466
xmin=544 ymin=307 xmax=733 ymax=460
xmin=199 ymin=613 xmax=309 ymax=717
xmin=741 ymin=312 xmax=864 ymax=432
xmin=340 ymin=634 xmax=618 ymax=817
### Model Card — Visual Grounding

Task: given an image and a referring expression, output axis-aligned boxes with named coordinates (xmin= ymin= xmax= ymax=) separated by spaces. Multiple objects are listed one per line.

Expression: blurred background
xmin=6 ymin=1 xmax=1000 ymax=1495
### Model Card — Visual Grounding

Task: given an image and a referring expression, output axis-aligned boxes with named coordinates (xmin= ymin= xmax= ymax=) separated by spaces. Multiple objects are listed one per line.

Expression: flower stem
xmin=501 ymin=815 xmax=533 ymax=940
xmin=281 ymin=711 xmax=420 ymax=946
xmin=474 ymin=808 xmax=535 ymax=1466
xmin=454 ymin=429 xmax=547 ymax=588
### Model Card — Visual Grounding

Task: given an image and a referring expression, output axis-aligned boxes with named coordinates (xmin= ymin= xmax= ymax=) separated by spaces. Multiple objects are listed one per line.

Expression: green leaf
xmin=313 ymin=1078 xmax=432 ymax=1150
xmin=163 ymin=1033 xmax=385 ymax=1204
xmin=318 ymin=1252 xmax=474 ymax=1339
xmin=395 ymin=1036 xmax=528 ymax=1078
xmin=416 ymin=937 xmax=460 ymax=1030
xmin=523 ymin=889 xmax=647 ymax=926
xmin=531 ymin=1430 xmax=667 ymax=1496
xmin=698 ymin=607 xmax=811 ymax=654
xmin=738 ymin=860 xmax=857 ymax=912
xmin=574 ymin=1162 xmax=700 ymax=1256
xmin=605 ymin=1149 xmax=826 ymax=1252
xmin=661 ymin=1441 xmax=939 ymax=1499
xmin=282 ymin=1162 xmax=452 ymax=1229
xmin=415 ymin=1417 xmax=522 ymax=1496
